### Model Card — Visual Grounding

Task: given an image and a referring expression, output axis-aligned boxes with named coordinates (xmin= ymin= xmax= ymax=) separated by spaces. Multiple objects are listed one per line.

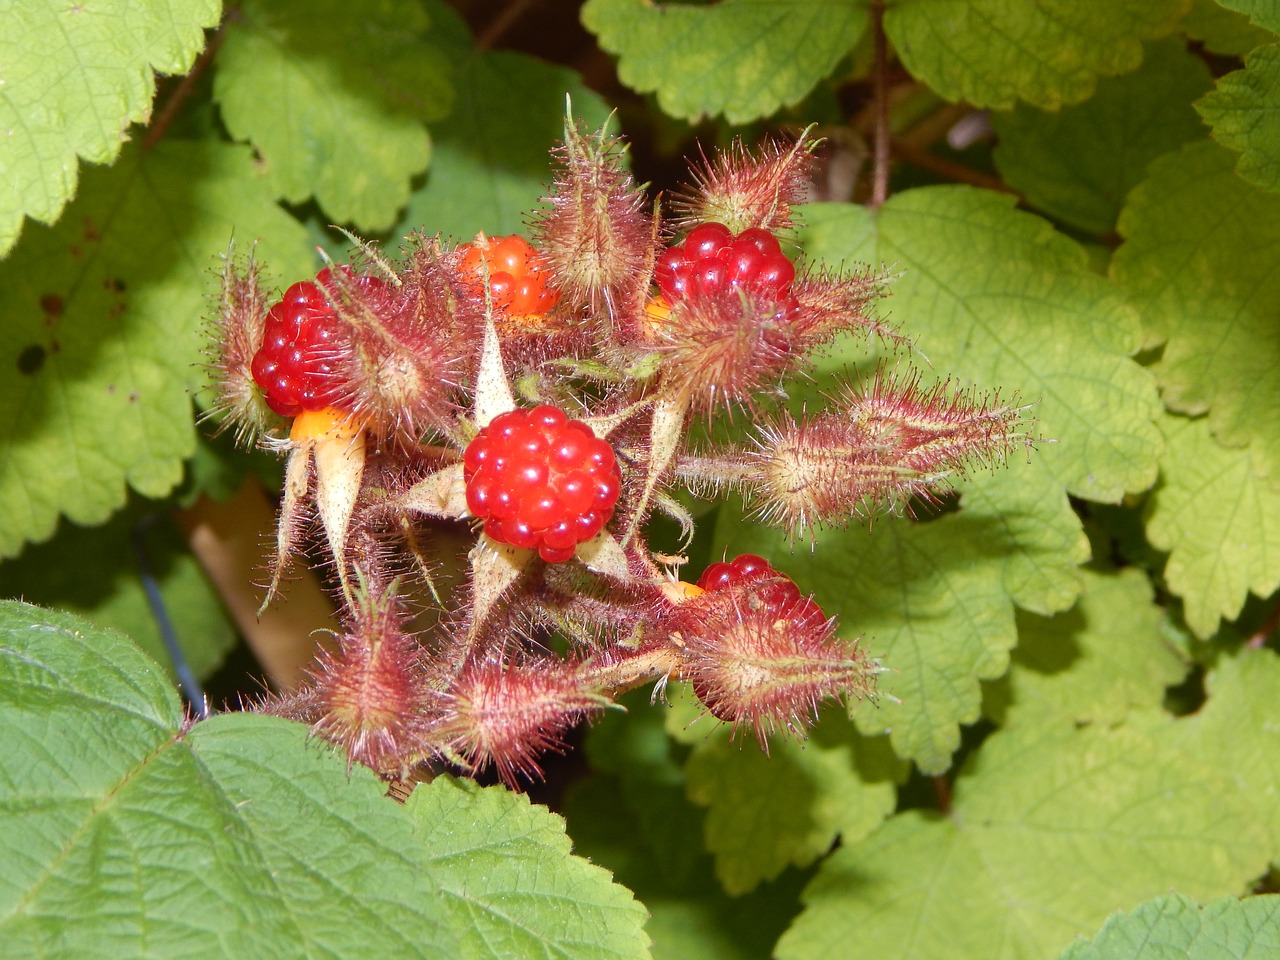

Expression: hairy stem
xmin=580 ymin=645 xmax=681 ymax=699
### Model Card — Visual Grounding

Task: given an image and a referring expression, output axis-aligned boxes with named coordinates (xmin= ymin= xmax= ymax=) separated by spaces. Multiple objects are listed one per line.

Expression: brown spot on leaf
xmin=17 ymin=344 xmax=46 ymax=375
xmin=128 ymin=391 xmax=140 ymax=403
xmin=40 ymin=294 xmax=64 ymax=317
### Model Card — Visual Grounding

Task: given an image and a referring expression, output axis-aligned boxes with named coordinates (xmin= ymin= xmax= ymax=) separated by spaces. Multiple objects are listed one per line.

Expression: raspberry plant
xmin=3 ymin=2 xmax=1280 ymax=960
xmin=208 ymin=116 xmax=1023 ymax=778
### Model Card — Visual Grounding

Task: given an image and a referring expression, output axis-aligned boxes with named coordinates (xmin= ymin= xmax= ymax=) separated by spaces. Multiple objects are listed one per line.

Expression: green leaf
xmin=984 ymin=567 xmax=1186 ymax=726
xmin=1144 ymin=414 xmax=1280 ymax=639
xmin=1147 ymin=648 xmax=1280 ymax=858
xmin=1182 ymin=0 xmax=1276 ymax=56
xmin=213 ymin=0 xmax=451 ymax=231
xmin=583 ymin=689 xmax=703 ymax=887
xmin=802 ymin=193 xmax=1161 ymax=504
xmin=1059 ymin=893 xmax=1280 ymax=960
xmin=1197 ymin=44 xmax=1280 ymax=195
xmin=884 ymin=0 xmax=1185 ymax=110
xmin=777 ymin=721 xmax=1271 ymax=960
xmin=1214 ymin=0 xmax=1280 ymax=33
xmin=410 ymin=776 xmax=651 ymax=960
xmin=718 ymin=493 xmax=1036 ymax=772
xmin=685 ymin=712 xmax=903 ymax=895
xmin=1111 ymin=140 xmax=1280 ymax=479
xmin=0 ymin=508 xmax=235 ymax=683
xmin=1 ymin=600 xmax=650 ymax=959
xmin=394 ymin=4 xmax=613 ymax=243
xmin=956 ymin=466 xmax=1092 ymax=616
xmin=0 ymin=0 xmax=221 ymax=257
xmin=580 ymin=0 xmax=868 ymax=124
xmin=0 ymin=599 xmax=457 ymax=958
xmin=564 ymin=772 xmax=807 ymax=960
xmin=992 ymin=39 xmax=1213 ymax=234
xmin=0 ymin=141 xmax=312 ymax=559
xmin=777 ymin=190 xmax=1158 ymax=769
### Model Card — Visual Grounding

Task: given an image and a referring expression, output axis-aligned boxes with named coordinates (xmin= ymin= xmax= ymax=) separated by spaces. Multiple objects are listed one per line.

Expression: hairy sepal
xmin=207 ymin=248 xmax=286 ymax=445
xmin=575 ymin=529 xmax=633 ymax=581
xmin=262 ymin=439 xmax=314 ymax=614
xmin=747 ymin=371 xmax=1029 ymax=537
xmin=533 ymin=111 xmax=656 ymax=335
xmin=399 ymin=462 xmax=469 ymax=520
xmin=671 ymin=130 xmax=817 ymax=235
xmin=308 ymin=414 xmax=367 ymax=608
xmin=468 ymin=533 xmax=536 ymax=640
xmin=675 ymin=586 xmax=877 ymax=747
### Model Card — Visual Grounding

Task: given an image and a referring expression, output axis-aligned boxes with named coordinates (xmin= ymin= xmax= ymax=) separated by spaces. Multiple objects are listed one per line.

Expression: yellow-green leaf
xmin=0 ymin=0 xmax=221 ymax=256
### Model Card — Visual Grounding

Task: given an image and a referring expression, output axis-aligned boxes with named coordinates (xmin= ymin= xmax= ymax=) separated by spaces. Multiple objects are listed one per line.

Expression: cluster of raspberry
xmin=208 ymin=119 xmax=1022 ymax=784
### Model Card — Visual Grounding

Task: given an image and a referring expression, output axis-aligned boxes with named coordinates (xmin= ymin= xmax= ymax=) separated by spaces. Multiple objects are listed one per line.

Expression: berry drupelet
xmin=654 ymin=222 xmax=799 ymax=313
xmin=463 ymin=405 xmax=621 ymax=563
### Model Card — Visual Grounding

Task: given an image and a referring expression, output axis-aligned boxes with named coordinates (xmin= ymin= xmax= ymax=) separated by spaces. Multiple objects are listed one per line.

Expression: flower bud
xmin=654 ymin=289 xmax=798 ymax=414
xmin=306 ymin=583 xmax=432 ymax=776
xmin=747 ymin=370 xmax=1027 ymax=537
xmin=532 ymin=117 xmax=656 ymax=336
xmin=438 ymin=658 xmax=605 ymax=786
xmin=675 ymin=585 xmax=876 ymax=746
xmin=670 ymin=132 xmax=816 ymax=235
xmin=328 ymin=254 xmax=472 ymax=445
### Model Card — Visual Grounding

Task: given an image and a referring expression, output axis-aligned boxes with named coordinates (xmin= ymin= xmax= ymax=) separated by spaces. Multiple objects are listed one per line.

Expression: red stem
xmin=869 ymin=0 xmax=890 ymax=208
xmin=931 ymin=774 xmax=952 ymax=814
xmin=144 ymin=25 xmax=226 ymax=150
xmin=476 ymin=0 xmax=535 ymax=51
xmin=1247 ymin=601 xmax=1280 ymax=649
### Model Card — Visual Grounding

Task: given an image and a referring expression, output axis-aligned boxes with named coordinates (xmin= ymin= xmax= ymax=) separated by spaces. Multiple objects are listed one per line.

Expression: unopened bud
xmin=747 ymin=371 xmax=1027 ymax=537
xmin=675 ymin=586 xmax=875 ymax=746
xmin=438 ymin=658 xmax=605 ymax=786
xmin=655 ymin=290 xmax=798 ymax=413
xmin=533 ymin=116 xmax=655 ymax=333
xmin=671 ymin=132 xmax=816 ymax=235
xmin=308 ymin=583 xmax=431 ymax=776
xmin=328 ymin=257 xmax=470 ymax=444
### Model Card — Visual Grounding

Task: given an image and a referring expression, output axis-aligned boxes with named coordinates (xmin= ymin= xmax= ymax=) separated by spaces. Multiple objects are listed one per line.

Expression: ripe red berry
xmin=250 ymin=268 xmax=381 ymax=418
xmin=457 ymin=234 xmax=560 ymax=317
xmin=463 ymin=405 xmax=621 ymax=563
xmin=697 ymin=553 xmax=825 ymax=629
xmin=654 ymin=222 xmax=799 ymax=312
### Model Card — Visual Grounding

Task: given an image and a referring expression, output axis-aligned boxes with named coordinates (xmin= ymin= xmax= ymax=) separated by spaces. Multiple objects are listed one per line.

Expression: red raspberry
xmin=654 ymin=223 xmax=799 ymax=313
xmin=457 ymin=234 xmax=559 ymax=317
xmin=250 ymin=268 xmax=379 ymax=418
xmin=697 ymin=553 xmax=825 ymax=629
xmin=463 ymin=405 xmax=621 ymax=563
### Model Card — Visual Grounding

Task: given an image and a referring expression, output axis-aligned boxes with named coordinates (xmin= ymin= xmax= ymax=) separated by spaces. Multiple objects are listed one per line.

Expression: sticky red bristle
xmin=675 ymin=586 xmax=873 ymax=747
xmin=440 ymin=659 xmax=603 ymax=787
xmin=307 ymin=589 xmax=433 ymax=776
xmin=670 ymin=133 xmax=816 ymax=235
